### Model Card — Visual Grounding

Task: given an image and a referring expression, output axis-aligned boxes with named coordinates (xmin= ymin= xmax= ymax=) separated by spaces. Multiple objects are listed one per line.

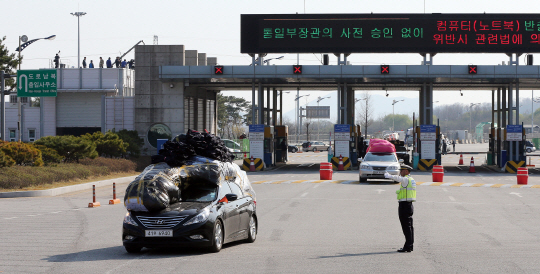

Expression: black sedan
xmin=122 ymin=181 xmax=257 ymax=253
xmin=288 ymin=145 xmax=299 ymax=153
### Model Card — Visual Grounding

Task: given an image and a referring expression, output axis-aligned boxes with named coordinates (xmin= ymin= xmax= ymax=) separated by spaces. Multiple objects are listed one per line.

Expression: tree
xmin=358 ymin=92 xmax=375 ymax=137
xmin=0 ymin=36 xmax=22 ymax=92
xmin=82 ymin=131 xmax=128 ymax=158
xmin=217 ymin=94 xmax=251 ymax=138
xmin=114 ymin=129 xmax=144 ymax=158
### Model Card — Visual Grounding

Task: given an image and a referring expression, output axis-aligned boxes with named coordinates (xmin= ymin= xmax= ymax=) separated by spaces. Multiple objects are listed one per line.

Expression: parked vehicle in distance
xmin=222 ymin=139 xmax=241 ymax=153
xmin=358 ymin=152 xmax=403 ymax=182
xmin=526 ymin=141 xmax=536 ymax=153
xmin=302 ymin=141 xmax=329 ymax=152
xmin=288 ymin=145 xmax=299 ymax=153
xmin=123 ymin=179 xmax=257 ymax=253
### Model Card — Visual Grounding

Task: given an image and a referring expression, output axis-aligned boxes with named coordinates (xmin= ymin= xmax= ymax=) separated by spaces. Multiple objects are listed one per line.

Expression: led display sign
xmin=468 ymin=65 xmax=478 ymax=74
xmin=381 ymin=65 xmax=390 ymax=74
xmin=241 ymin=14 xmax=540 ymax=53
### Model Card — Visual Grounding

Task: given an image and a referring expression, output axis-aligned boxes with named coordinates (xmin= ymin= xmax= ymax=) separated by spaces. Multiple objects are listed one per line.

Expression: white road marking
xmin=301 ymin=192 xmax=308 ymax=197
xmin=449 ymin=196 xmax=456 ymax=201
xmin=442 ymin=188 xmax=448 ymax=192
xmin=509 ymin=192 xmax=522 ymax=198
xmin=4 ymin=217 xmax=18 ymax=220
xmin=50 ymin=211 xmax=62 ymax=214
xmin=313 ymin=184 xmax=320 ymax=189
xmin=375 ymin=189 xmax=385 ymax=194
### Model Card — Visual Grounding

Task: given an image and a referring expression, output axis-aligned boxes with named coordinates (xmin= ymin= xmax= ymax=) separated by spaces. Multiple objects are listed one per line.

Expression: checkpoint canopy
xmin=17 ymin=69 xmax=57 ymax=97
xmin=334 ymin=124 xmax=350 ymax=159
xmin=249 ymin=124 xmax=264 ymax=160
xmin=420 ymin=125 xmax=436 ymax=160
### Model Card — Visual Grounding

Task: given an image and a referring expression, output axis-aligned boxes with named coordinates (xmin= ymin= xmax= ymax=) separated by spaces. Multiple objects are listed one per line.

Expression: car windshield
xmin=181 ymin=184 xmax=217 ymax=202
xmin=364 ymin=153 xmax=397 ymax=162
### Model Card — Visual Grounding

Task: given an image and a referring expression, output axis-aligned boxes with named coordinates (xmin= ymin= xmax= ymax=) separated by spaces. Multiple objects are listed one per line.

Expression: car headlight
xmin=123 ymin=211 xmax=138 ymax=227
xmin=387 ymin=166 xmax=399 ymax=170
xmin=360 ymin=164 xmax=372 ymax=170
xmin=183 ymin=207 xmax=210 ymax=226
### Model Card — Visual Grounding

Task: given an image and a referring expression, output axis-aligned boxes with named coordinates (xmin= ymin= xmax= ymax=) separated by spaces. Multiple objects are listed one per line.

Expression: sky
xmin=3 ymin=0 xmax=540 ymax=121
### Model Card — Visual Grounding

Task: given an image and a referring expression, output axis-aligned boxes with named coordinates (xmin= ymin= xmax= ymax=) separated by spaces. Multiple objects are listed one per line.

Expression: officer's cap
xmin=400 ymin=164 xmax=412 ymax=171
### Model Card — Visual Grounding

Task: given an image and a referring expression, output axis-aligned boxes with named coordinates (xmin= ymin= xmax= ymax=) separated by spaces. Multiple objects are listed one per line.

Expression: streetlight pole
xmin=316 ymin=96 xmax=330 ymax=141
xmin=295 ymin=94 xmax=309 ymax=143
xmin=355 ymin=97 xmax=368 ymax=138
xmin=71 ymin=12 xmax=86 ymax=68
xmin=264 ymin=56 xmax=284 ymax=65
xmin=469 ymin=103 xmax=478 ymax=140
xmin=392 ymin=99 xmax=404 ymax=132
xmin=15 ymin=35 xmax=56 ymax=142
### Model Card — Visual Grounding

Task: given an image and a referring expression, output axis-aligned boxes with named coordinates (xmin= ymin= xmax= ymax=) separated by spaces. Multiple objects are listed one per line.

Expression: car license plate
xmin=145 ymin=230 xmax=173 ymax=237
xmin=374 ymin=171 xmax=385 ymax=174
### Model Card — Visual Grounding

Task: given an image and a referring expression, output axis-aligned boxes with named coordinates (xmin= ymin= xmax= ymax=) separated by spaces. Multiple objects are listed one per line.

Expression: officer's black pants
xmin=399 ymin=201 xmax=414 ymax=249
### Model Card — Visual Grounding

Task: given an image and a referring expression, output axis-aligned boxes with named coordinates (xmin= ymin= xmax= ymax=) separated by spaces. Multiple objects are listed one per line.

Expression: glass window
xmin=180 ymin=183 xmax=217 ymax=202
xmin=146 ymin=124 xmax=172 ymax=149
xmin=219 ymin=182 xmax=232 ymax=199
xmin=29 ymin=129 xmax=36 ymax=139
xmin=9 ymin=129 xmax=16 ymax=138
xmin=228 ymin=182 xmax=243 ymax=198
xmin=364 ymin=153 xmax=397 ymax=162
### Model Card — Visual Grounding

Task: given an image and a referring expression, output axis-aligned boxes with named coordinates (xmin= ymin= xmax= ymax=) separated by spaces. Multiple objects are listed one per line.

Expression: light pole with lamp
xmin=15 ymin=34 xmax=56 ymax=142
xmin=392 ymin=99 xmax=404 ymax=132
xmin=356 ymin=97 xmax=368 ymax=138
xmin=264 ymin=56 xmax=284 ymax=65
xmin=469 ymin=103 xmax=478 ymax=140
xmin=71 ymin=12 xmax=86 ymax=68
xmin=316 ymin=96 xmax=330 ymax=140
xmin=295 ymin=94 xmax=308 ymax=143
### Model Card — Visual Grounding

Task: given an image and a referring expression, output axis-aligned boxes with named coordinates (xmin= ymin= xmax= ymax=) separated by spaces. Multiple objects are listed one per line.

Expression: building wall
xmin=135 ymin=45 xmax=186 ymax=152
xmin=105 ymin=97 xmax=135 ymax=131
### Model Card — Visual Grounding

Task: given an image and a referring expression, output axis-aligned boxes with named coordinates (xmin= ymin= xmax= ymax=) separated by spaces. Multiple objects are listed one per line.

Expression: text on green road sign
xmin=17 ymin=69 xmax=58 ymax=97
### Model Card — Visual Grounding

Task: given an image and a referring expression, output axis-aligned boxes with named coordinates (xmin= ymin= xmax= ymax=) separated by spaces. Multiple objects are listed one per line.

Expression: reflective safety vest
xmin=396 ymin=175 xmax=416 ymax=202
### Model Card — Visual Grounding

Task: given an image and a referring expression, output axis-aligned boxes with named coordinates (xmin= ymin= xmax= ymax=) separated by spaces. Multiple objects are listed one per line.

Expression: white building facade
xmin=6 ymin=68 xmax=134 ymax=142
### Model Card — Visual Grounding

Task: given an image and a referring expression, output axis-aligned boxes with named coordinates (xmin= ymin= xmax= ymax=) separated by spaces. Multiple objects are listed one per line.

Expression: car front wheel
xmin=209 ymin=220 xmax=224 ymax=253
xmin=527 ymin=148 xmax=532 ymax=153
xmin=245 ymin=215 xmax=257 ymax=243
xmin=313 ymin=147 xmax=318 ymax=152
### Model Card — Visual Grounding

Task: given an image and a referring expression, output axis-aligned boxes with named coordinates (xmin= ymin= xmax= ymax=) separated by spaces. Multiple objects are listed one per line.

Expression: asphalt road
xmin=2 ymin=150 xmax=540 ymax=273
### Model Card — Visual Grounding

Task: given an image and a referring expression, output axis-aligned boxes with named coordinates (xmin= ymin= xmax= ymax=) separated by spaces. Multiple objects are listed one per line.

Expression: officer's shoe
xmin=397 ymin=247 xmax=412 ymax=253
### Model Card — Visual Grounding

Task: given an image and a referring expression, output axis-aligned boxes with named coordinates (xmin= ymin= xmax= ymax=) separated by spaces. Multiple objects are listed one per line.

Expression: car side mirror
xmin=399 ymin=159 xmax=404 ymax=163
xmin=225 ymin=193 xmax=238 ymax=202
xmin=358 ymin=158 xmax=363 ymax=162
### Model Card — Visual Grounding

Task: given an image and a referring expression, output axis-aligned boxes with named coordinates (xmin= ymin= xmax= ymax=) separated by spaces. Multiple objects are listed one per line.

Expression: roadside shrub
xmin=79 ymin=157 xmax=136 ymax=173
xmin=82 ymin=131 xmax=128 ymax=158
xmin=0 ymin=149 xmax=15 ymax=168
xmin=0 ymin=157 xmax=137 ymax=190
xmin=0 ymin=141 xmax=43 ymax=166
xmin=34 ymin=135 xmax=98 ymax=163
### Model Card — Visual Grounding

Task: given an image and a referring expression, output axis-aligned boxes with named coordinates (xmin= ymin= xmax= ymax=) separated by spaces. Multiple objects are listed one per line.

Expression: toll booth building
xmin=6 ymin=68 xmax=134 ymax=142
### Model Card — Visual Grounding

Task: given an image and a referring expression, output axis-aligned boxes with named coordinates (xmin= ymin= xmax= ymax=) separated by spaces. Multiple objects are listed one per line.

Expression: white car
xmin=358 ymin=152 xmax=402 ymax=182
xmin=526 ymin=141 xmax=536 ymax=153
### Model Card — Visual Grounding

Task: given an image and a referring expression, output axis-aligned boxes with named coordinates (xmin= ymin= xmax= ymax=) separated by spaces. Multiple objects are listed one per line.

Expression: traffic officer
xmin=384 ymin=164 xmax=416 ymax=252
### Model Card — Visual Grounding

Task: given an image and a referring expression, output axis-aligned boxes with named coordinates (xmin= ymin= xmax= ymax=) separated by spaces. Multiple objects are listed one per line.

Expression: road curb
xmin=0 ymin=175 xmax=137 ymax=199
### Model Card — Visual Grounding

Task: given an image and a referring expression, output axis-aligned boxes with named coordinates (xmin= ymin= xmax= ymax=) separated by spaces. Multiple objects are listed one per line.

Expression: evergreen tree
xmin=0 ymin=36 xmax=22 ymax=91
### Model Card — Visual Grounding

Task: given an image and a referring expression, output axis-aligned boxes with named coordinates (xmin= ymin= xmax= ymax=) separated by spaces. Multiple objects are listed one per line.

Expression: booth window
xmin=147 ymin=123 xmax=172 ymax=149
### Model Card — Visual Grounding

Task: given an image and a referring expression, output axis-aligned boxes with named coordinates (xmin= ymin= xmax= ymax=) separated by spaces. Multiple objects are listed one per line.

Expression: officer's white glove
xmin=384 ymin=172 xmax=391 ymax=179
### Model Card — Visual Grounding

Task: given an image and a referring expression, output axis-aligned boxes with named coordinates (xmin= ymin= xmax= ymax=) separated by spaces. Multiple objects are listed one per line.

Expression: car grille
xmin=136 ymin=216 xmax=187 ymax=229
xmin=372 ymin=166 xmax=387 ymax=170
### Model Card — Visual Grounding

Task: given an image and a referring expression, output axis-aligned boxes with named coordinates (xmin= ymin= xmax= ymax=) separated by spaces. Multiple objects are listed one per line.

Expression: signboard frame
xmin=241 ymin=13 xmax=540 ymax=54
xmin=420 ymin=124 xmax=437 ymax=141
xmin=17 ymin=69 xmax=58 ymax=97
xmin=506 ymin=125 xmax=523 ymax=141
xmin=306 ymin=106 xmax=330 ymax=119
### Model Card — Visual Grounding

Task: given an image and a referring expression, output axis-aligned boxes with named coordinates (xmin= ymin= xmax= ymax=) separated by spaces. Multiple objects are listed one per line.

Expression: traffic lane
xmin=1 ymin=181 xmax=540 ymax=273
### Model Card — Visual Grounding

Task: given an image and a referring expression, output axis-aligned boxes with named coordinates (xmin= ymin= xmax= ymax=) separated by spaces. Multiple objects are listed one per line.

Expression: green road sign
xmin=17 ymin=69 xmax=57 ymax=97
